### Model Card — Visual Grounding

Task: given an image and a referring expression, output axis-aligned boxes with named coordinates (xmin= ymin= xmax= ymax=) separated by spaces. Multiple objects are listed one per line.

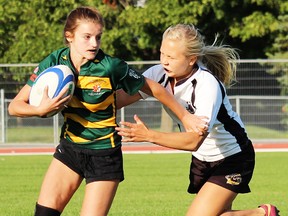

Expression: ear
xmin=65 ymin=31 xmax=73 ymax=43
xmin=189 ymin=56 xmax=197 ymax=66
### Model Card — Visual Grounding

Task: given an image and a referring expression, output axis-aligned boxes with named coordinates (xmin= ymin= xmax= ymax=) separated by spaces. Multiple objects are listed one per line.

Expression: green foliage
xmin=230 ymin=12 xmax=278 ymax=41
xmin=0 ymin=0 xmax=286 ymax=62
xmin=0 ymin=0 xmax=287 ymax=89
xmin=265 ymin=10 xmax=288 ymax=96
xmin=0 ymin=0 xmax=109 ymax=64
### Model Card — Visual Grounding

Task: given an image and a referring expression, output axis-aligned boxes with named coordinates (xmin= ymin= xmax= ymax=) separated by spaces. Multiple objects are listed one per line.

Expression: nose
xmin=91 ymin=38 xmax=98 ymax=48
xmin=161 ymin=55 xmax=168 ymax=65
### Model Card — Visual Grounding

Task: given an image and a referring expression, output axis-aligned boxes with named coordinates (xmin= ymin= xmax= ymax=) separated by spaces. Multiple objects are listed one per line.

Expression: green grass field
xmin=0 ymin=152 xmax=287 ymax=215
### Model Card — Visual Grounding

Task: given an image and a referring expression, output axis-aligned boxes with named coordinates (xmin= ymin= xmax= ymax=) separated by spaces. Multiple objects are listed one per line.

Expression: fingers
xmin=58 ymin=86 xmax=69 ymax=98
xmin=115 ymin=124 xmax=134 ymax=142
xmin=59 ymin=95 xmax=72 ymax=106
xmin=119 ymin=121 xmax=134 ymax=129
xmin=134 ymin=114 xmax=143 ymax=124
xmin=43 ymin=86 xmax=49 ymax=98
xmin=198 ymin=115 xmax=209 ymax=120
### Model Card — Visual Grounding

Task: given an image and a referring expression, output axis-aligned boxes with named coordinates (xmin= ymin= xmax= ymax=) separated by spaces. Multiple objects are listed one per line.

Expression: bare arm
xmin=8 ymin=84 xmax=71 ymax=117
xmin=116 ymin=89 xmax=142 ymax=109
xmin=116 ymin=115 xmax=208 ymax=151
xmin=140 ymin=78 xmax=208 ymax=133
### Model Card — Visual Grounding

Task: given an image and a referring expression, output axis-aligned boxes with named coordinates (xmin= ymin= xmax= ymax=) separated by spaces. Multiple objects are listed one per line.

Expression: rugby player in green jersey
xmin=8 ymin=7 xmax=207 ymax=216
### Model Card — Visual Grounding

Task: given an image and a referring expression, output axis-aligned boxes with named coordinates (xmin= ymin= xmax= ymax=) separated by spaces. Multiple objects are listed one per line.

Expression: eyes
xmin=160 ymin=51 xmax=176 ymax=60
xmin=83 ymin=34 xmax=102 ymax=41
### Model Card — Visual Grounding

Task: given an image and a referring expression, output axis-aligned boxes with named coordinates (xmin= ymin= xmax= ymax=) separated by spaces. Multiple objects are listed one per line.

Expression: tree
xmin=1 ymin=0 xmax=286 ymax=63
xmin=100 ymin=0 xmax=286 ymax=60
xmin=0 ymin=0 xmax=287 ymax=62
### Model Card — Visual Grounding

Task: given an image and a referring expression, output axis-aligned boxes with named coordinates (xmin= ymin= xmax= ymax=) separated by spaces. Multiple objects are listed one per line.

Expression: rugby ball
xmin=29 ymin=65 xmax=75 ymax=117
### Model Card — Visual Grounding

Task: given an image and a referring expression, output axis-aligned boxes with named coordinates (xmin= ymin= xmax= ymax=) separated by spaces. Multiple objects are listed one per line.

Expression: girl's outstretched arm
xmin=116 ymin=114 xmax=208 ymax=151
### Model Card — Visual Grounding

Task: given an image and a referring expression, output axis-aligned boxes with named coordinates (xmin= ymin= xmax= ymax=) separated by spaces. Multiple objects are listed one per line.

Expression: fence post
xmin=0 ymin=89 xmax=5 ymax=143
xmin=120 ymin=107 xmax=125 ymax=124
xmin=236 ymin=96 xmax=241 ymax=116
xmin=53 ymin=114 xmax=59 ymax=146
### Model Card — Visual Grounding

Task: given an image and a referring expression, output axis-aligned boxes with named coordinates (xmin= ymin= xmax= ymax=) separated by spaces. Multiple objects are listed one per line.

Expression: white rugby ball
xmin=29 ymin=65 xmax=75 ymax=117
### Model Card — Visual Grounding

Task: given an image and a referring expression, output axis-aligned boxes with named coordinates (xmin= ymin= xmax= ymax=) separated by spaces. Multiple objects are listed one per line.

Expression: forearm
xmin=8 ymin=99 xmax=42 ymax=117
xmin=8 ymin=84 xmax=43 ymax=117
xmin=144 ymin=78 xmax=188 ymax=122
xmin=116 ymin=89 xmax=142 ymax=109
xmin=145 ymin=130 xmax=206 ymax=151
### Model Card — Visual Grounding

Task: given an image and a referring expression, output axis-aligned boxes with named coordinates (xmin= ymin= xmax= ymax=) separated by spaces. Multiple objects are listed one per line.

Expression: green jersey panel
xmin=28 ymin=47 xmax=145 ymax=149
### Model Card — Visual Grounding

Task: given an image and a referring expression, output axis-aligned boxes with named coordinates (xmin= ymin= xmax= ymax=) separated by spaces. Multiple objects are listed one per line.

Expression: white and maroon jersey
xmin=139 ymin=64 xmax=249 ymax=162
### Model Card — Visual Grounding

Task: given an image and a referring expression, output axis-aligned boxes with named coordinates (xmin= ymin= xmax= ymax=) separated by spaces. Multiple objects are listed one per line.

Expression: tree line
xmin=0 ymin=0 xmax=287 ymax=94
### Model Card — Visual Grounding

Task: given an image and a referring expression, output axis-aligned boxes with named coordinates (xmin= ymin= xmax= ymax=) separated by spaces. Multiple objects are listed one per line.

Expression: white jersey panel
xmin=140 ymin=64 xmax=246 ymax=162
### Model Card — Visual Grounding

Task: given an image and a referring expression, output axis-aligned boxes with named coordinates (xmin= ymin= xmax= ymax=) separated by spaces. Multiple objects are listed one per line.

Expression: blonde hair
xmin=163 ymin=24 xmax=239 ymax=86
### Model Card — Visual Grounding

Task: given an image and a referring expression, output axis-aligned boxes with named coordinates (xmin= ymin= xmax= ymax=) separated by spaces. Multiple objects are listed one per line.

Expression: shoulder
xmin=40 ymin=47 xmax=69 ymax=66
xmin=143 ymin=64 xmax=165 ymax=81
xmin=144 ymin=64 xmax=164 ymax=74
xmin=47 ymin=47 xmax=69 ymax=61
xmin=38 ymin=47 xmax=69 ymax=70
xmin=96 ymin=49 xmax=126 ymax=69
xmin=194 ymin=67 xmax=225 ymax=98
xmin=196 ymin=67 xmax=221 ymax=86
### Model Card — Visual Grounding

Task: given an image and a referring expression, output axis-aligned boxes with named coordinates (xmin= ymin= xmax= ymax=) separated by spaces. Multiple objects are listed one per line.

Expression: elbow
xmin=185 ymin=134 xmax=206 ymax=151
xmin=7 ymin=103 xmax=14 ymax=116
xmin=184 ymin=143 xmax=200 ymax=152
xmin=8 ymin=102 xmax=21 ymax=116
xmin=191 ymin=142 xmax=202 ymax=151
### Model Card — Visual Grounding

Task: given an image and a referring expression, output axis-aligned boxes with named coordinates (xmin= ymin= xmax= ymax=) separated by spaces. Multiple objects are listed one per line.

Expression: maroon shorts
xmin=188 ymin=140 xmax=255 ymax=194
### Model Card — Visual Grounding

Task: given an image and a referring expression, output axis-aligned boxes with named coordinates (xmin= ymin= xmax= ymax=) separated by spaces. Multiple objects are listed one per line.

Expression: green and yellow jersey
xmin=28 ymin=47 xmax=145 ymax=150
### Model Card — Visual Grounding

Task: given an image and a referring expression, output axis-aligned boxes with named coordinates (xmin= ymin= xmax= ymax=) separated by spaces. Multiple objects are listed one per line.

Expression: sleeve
xmin=138 ymin=64 xmax=164 ymax=99
xmin=26 ymin=51 xmax=60 ymax=87
xmin=194 ymin=75 xmax=223 ymax=132
xmin=138 ymin=67 xmax=155 ymax=99
xmin=110 ymin=58 xmax=145 ymax=95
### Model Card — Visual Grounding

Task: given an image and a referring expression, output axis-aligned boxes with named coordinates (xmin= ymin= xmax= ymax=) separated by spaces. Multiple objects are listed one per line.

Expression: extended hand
xmin=116 ymin=115 xmax=149 ymax=142
xmin=182 ymin=113 xmax=209 ymax=135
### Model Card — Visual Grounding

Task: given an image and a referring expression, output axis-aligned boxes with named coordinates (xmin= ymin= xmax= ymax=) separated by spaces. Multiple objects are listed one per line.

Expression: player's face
xmin=160 ymin=38 xmax=196 ymax=81
xmin=66 ymin=20 xmax=103 ymax=63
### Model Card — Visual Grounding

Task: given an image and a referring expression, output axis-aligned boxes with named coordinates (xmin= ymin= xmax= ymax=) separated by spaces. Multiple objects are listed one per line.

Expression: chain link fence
xmin=0 ymin=60 xmax=288 ymax=145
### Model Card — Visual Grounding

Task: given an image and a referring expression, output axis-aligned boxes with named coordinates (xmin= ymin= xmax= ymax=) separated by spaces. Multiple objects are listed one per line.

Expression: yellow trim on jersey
xmin=67 ymin=131 xmax=115 ymax=143
xmin=77 ymin=76 xmax=112 ymax=89
xmin=65 ymin=113 xmax=116 ymax=128
xmin=110 ymin=134 xmax=115 ymax=147
xmin=69 ymin=94 xmax=115 ymax=112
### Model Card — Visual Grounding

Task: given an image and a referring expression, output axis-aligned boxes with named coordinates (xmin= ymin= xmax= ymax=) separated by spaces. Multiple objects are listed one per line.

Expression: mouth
xmin=88 ymin=49 xmax=98 ymax=54
xmin=163 ymin=67 xmax=171 ymax=73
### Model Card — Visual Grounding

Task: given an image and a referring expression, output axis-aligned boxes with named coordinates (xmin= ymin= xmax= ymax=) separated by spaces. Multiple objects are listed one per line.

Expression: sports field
xmin=0 ymin=151 xmax=287 ymax=215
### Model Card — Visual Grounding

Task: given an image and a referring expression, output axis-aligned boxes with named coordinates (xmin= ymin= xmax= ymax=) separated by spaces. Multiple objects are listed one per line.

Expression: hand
xmin=36 ymin=86 xmax=71 ymax=117
xmin=116 ymin=114 xmax=149 ymax=142
xmin=182 ymin=113 xmax=209 ymax=135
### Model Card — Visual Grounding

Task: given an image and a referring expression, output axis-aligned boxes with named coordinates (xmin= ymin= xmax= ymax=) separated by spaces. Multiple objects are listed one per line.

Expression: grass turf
xmin=0 ymin=152 xmax=287 ymax=215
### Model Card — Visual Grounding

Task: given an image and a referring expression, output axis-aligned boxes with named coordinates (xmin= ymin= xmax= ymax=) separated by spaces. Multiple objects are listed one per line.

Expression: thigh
xmin=37 ymin=158 xmax=83 ymax=212
xmin=186 ymin=182 xmax=237 ymax=216
xmin=80 ymin=180 xmax=119 ymax=216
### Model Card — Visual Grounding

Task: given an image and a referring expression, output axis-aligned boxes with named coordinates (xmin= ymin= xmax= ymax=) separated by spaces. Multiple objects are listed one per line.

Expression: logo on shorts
xmin=225 ymin=173 xmax=242 ymax=185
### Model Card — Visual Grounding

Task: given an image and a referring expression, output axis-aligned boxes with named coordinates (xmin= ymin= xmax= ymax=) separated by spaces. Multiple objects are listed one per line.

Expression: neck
xmin=175 ymin=64 xmax=199 ymax=83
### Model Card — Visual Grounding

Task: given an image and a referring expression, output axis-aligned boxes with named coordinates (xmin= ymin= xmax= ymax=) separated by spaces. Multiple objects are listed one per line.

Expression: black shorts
xmin=188 ymin=140 xmax=255 ymax=194
xmin=54 ymin=139 xmax=124 ymax=184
